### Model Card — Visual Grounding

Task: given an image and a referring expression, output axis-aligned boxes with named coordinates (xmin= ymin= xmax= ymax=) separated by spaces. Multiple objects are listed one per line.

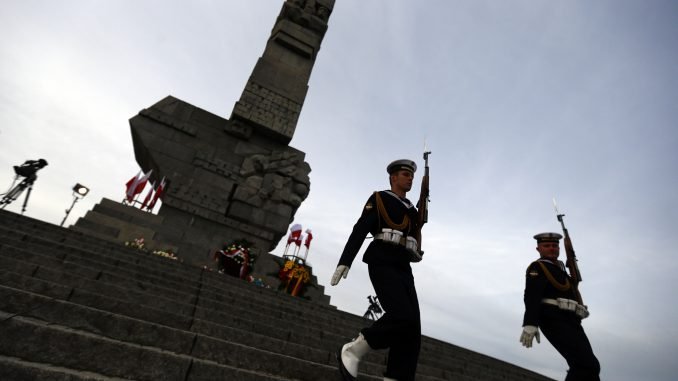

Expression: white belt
xmin=542 ymin=298 xmax=590 ymax=319
xmin=374 ymin=232 xmax=405 ymax=245
xmin=373 ymin=228 xmax=422 ymax=262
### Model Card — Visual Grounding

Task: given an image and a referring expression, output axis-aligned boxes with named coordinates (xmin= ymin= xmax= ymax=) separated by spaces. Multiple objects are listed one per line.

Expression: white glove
xmin=330 ymin=265 xmax=350 ymax=286
xmin=520 ymin=325 xmax=540 ymax=348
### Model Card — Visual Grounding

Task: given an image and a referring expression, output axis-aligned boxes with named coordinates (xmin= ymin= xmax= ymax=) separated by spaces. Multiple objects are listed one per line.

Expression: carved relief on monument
xmin=233 ymin=81 xmax=302 ymax=140
xmin=280 ymin=0 xmax=334 ymax=26
xmin=139 ymin=108 xmax=198 ymax=137
xmin=193 ymin=151 xmax=241 ymax=180
xmin=279 ymin=0 xmax=334 ymax=35
xmin=162 ymin=173 xmax=231 ymax=218
xmin=234 ymin=150 xmax=310 ymax=211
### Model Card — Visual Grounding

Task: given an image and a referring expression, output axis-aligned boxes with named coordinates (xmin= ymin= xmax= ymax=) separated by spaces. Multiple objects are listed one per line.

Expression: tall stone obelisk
xmin=127 ymin=0 xmax=335 ymax=265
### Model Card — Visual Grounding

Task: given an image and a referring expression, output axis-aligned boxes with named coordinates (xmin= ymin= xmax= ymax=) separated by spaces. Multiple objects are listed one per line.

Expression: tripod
xmin=0 ymin=175 xmax=37 ymax=214
xmin=1 ymin=159 xmax=48 ymax=214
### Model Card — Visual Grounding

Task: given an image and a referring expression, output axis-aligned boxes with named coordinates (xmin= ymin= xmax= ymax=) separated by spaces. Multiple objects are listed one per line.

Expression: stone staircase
xmin=0 ymin=209 xmax=553 ymax=381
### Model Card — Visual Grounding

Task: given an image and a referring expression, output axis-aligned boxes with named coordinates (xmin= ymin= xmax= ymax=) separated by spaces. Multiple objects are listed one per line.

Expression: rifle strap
xmin=374 ymin=191 xmax=410 ymax=231
xmin=536 ymin=261 xmax=571 ymax=292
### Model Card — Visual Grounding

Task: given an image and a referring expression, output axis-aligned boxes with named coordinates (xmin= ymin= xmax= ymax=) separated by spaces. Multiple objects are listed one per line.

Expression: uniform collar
xmin=383 ymin=190 xmax=414 ymax=208
xmin=537 ymin=258 xmax=566 ymax=271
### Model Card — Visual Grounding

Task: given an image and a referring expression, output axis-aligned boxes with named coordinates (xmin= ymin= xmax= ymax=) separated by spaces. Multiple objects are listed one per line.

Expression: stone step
xmin=0 ymin=240 xmax=365 ymax=337
xmin=0 ymin=210 xmax=553 ymax=381
xmin=1 ymin=211 xmax=226 ymax=278
xmin=0 ymin=265 xmax=457 ymax=380
xmin=0 ymin=245 xmax=478 ymax=374
xmin=0 ymin=312 xmax=348 ymax=381
xmin=0 ymin=284 xmax=333 ymax=369
xmin=0 ymin=234 xmax=371 ymax=341
xmin=0 ymin=231 xmax=296 ymax=311
xmin=0 ymin=235 xmax=517 ymax=376
xmin=0 ymin=216 xmax=205 ymax=284
xmin=0 ymin=354 xmax=133 ymax=381
xmin=0 ymin=309 xmax=450 ymax=381
xmin=0 ymin=225 xmax=333 ymax=316
xmin=1 ymin=217 xmax=329 ymax=318
xmin=0 ymin=225 xmax=204 ymax=283
xmin=0 ymin=255 xmax=529 ymax=381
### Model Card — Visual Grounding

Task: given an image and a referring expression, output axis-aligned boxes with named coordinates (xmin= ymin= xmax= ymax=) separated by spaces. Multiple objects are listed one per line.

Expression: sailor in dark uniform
xmin=521 ymin=232 xmax=600 ymax=381
xmin=331 ymin=159 xmax=422 ymax=381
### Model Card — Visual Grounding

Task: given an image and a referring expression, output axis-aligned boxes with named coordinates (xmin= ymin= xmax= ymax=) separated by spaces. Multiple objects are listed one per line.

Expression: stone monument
xmin=124 ymin=0 xmax=334 ymax=265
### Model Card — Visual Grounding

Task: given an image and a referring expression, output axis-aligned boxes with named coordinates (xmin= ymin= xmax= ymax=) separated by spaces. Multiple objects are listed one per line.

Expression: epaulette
xmin=363 ymin=193 xmax=376 ymax=212
xmin=526 ymin=261 xmax=541 ymax=278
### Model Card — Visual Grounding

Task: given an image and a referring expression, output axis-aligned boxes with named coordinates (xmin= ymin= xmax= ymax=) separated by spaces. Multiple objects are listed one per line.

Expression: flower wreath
xmin=214 ymin=239 xmax=256 ymax=279
xmin=278 ymin=259 xmax=311 ymax=296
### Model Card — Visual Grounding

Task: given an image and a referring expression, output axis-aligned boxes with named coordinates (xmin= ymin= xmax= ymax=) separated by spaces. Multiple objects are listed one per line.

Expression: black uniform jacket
xmin=523 ymin=258 xmax=580 ymax=327
xmin=338 ymin=190 xmax=419 ymax=267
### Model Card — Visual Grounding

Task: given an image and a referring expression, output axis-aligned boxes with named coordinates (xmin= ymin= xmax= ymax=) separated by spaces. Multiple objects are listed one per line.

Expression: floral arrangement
xmin=124 ymin=237 xmax=181 ymax=261
xmin=125 ymin=237 xmax=146 ymax=250
xmin=223 ymin=244 xmax=255 ymax=267
xmin=151 ymin=249 xmax=179 ymax=261
xmin=214 ymin=239 xmax=256 ymax=279
xmin=278 ymin=259 xmax=311 ymax=296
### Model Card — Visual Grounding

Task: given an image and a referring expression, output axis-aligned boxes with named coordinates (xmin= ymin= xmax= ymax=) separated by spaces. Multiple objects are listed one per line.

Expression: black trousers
xmin=540 ymin=309 xmax=600 ymax=381
xmin=362 ymin=263 xmax=421 ymax=381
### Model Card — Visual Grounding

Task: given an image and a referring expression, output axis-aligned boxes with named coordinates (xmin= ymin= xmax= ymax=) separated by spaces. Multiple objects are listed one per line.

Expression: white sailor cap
xmin=387 ymin=159 xmax=417 ymax=174
xmin=533 ymin=232 xmax=563 ymax=243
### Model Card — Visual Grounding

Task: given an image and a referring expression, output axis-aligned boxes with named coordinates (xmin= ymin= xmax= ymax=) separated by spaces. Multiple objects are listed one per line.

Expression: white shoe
xmin=337 ymin=333 xmax=372 ymax=379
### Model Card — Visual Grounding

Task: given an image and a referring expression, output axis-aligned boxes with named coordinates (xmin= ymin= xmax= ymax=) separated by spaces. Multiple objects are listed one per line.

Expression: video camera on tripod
xmin=1 ymin=159 xmax=48 ymax=214
xmin=13 ymin=159 xmax=48 ymax=179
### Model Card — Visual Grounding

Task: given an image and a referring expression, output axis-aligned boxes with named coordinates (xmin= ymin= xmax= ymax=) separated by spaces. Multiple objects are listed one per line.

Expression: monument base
xmin=72 ymin=197 xmax=330 ymax=304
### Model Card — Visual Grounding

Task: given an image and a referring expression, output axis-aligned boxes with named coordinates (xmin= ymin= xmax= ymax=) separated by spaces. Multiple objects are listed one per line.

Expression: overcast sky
xmin=1 ymin=1 xmax=677 ymax=380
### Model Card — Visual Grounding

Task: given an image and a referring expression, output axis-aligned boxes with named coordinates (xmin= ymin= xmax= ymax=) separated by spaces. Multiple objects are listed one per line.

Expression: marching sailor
xmin=331 ymin=159 xmax=422 ymax=381
xmin=521 ymin=232 xmax=600 ymax=381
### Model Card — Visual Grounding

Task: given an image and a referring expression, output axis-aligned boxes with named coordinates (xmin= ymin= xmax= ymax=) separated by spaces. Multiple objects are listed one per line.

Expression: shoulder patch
xmin=364 ymin=202 xmax=373 ymax=211
xmin=528 ymin=271 xmax=540 ymax=277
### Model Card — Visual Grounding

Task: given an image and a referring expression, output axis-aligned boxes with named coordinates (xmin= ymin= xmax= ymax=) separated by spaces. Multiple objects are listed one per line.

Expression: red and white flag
xmin=287 ymin=223 xmax=303 ymax=246
xmin=132 ymin=170 xmax=152 ymax=200
xmin=140 ymin=181 xmax=155 ymax=210
xmin=125 ymin=169 xmax=153 ymax=202
xmin=125 ymin=170 xmax=142 ymax=201
xmin=147 ymin=177 xmax=166 ymax=211
xmin=303 ymin=229 xmax=313 ymax=249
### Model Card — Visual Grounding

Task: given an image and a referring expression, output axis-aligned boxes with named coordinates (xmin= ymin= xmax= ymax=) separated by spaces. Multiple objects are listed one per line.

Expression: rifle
xmin=553 ymin=199 xmax=583 ymax=301
xmin=415 ymin=144 xmax=431 ymax=254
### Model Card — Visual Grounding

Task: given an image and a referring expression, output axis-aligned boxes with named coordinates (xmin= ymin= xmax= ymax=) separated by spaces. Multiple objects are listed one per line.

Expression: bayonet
xmin=552 ymin=198 xmax=582 ymax=284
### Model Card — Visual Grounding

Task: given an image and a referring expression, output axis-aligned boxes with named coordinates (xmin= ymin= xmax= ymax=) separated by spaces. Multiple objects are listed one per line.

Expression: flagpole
xmin=146 ymin=176 xmax=165 ymax=213
xmin=140 ymin=185 xmax=154 ymax=211
xmin=302 ymin=246 xmax=309 ymax=262
xmin=132 ymin=185 xmax=144 ymax=207
xmin=293 ymin=243 xmax=300 ymax=260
